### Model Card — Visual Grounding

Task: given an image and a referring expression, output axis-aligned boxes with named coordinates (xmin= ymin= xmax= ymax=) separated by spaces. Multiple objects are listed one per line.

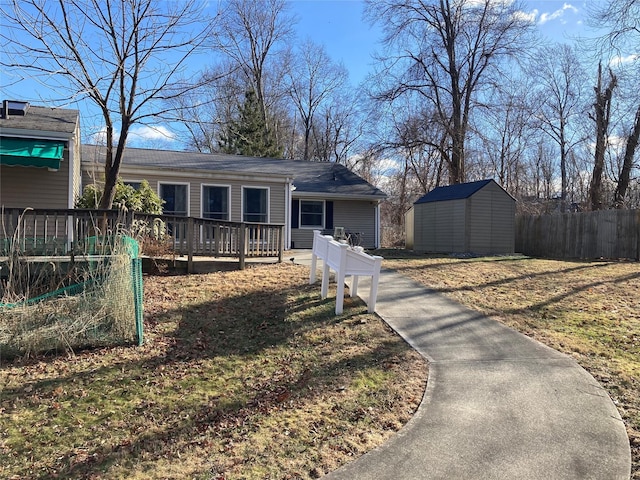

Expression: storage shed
xmin=408 ymin=179 xmax=515 ymax=255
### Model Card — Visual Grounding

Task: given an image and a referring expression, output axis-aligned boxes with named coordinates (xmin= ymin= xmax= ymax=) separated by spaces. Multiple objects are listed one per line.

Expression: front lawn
xmin=0 ymin=263 xmax=426 ymax=479
xmin=380 ymin=252 xmax=639 ymax=479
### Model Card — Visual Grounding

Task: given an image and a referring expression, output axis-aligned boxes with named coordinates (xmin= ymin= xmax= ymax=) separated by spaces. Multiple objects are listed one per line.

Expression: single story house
xmin=82 ymin=144 xmax=386 ymax=249
xmin=1 ymin=102 xmax=386 ymax=250
xmin=406 ymin=179 xmax=515 ymax=255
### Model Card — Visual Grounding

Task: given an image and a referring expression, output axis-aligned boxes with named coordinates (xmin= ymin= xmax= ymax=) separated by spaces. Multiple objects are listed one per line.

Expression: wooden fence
xmin=1 ymin=208 xmax=284 ymax=270
xmin=516 ymin=209 xmax=640 ymax=260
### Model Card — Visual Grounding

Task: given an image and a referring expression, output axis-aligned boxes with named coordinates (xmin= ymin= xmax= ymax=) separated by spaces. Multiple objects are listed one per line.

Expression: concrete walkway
xmin=292 ymin=253 xmax=631 ymax=479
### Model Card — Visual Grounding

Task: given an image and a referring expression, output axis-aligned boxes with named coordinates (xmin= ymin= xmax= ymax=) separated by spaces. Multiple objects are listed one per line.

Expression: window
xmin=123 ymin=180 xmax=142 ymax=190
xmin=243 ymin=187 xmax=268 ymax=223
xmin=300 ymin=200 xmax=324 ymax=228
xmin=202 ymin=185 xmax=229 ymax=220
xmin=159 ymin=183 xmax=188 ymax=216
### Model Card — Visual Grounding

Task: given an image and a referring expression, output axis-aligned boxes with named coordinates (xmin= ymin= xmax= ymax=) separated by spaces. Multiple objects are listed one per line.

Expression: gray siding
xmin=82 ymin=167 xmax=287 ymax=224
xmin=413 ymin=181 xmax=515 ymax=254
xmin=468 ymin=182 xmax=515 ymax=254
xmin=468 ymin=187 xmax=492 ymax=253
xmin=291 ymin=198 xmax=378 ymax=249
xmin=414 ymin=203 xmax=435 ymax=252
xmin=489 ymin=184 xmax=515 ymax=254
xmin=1 ymin=148 xmax=71 ymax=209
xmin=334 ymin=199 xmax=376 ymax=248
xmin=414 ymin=199 xmax=465 ymax=253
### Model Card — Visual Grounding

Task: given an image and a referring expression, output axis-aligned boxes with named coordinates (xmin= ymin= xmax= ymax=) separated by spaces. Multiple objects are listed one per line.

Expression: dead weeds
xmin=0 ymin=262 xmax=426 ymax=479
xmin=383 ymin=253 xmax=640 ymax=479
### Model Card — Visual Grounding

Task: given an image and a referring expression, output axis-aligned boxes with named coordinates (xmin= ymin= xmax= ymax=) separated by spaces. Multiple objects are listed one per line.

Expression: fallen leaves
xmin=0 ymin=262 xmax=427 ymax=480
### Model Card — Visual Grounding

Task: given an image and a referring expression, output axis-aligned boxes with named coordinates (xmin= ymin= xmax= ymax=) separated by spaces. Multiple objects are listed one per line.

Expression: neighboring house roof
xmin=414 ymin=179 xmax=513 ymax=204
xmin=81 ymin=145 xmax=387 ymax=199
xmin=0 ymin=103 xmax=79 ymax=140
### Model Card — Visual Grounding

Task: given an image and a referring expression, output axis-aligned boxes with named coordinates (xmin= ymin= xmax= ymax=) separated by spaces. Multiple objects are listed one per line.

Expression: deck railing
xmin=1 ymin=208 xmax=284 ymax=270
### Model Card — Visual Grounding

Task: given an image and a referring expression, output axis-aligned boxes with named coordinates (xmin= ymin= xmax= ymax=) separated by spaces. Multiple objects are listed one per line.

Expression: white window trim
xmin=299 ymin=199 xmax=325 ymax=229
xmin=158 ymin=181 xmax=190 ymax=217
xmin=201 ymin=183 xmax=231 ymax=220
xmin=241 ymin=185 xmax=270 ymax=223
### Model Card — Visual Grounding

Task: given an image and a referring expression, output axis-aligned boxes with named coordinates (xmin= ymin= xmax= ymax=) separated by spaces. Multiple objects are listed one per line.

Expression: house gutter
xmin=85 ymin=162 xmax=290 ymax=184
xmin=291 ymin=191 xmax=387 ymax=202
xmin=0 ymin=128 xmax=73 ymax=141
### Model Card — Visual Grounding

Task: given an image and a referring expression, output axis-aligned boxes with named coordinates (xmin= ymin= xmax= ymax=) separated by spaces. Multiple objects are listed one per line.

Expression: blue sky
xmin=289 ymin=0 xmax=594 ymax=85
xmin=0 ymin=1 xmax=599 ymax=146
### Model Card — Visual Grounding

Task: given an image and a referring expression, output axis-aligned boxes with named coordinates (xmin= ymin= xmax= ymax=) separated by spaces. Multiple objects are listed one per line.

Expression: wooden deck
xmin=1 ymin=208 xmax=285 ymax=271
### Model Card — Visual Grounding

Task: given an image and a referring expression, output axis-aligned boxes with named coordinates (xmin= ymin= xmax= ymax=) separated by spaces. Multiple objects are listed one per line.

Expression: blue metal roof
xmin=414 ymin=179 xmax=495 ymax=204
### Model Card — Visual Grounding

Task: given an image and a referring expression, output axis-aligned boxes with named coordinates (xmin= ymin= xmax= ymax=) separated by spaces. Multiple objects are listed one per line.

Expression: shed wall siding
xmin=414 ymin=200 xmax=465 ymax=252
xmin=413 ymin=181 xmax=515 ymax=254
xmin=489 ymin=187 xmax=515 ymax=254
xmin=469 ymin=188 xmax=493 ymax=253
xmin=468 ymin=182 xmax=515 ymax=254
xmin=414 ymin=203 xmax=435 ymax=252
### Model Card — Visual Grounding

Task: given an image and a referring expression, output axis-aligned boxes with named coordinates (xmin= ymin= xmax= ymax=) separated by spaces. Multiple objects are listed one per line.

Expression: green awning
xmin=0 ymin=137 xmax=65 ymax=170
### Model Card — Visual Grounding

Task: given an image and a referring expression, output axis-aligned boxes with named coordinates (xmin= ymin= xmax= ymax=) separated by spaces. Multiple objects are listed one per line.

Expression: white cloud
xmin=514 ymin=8 xmax=538 ymax=23
xmin=87 ymin=126 xmax=118 ymax=145
xmin=85 ymin=124 xmax=176 ymax=146
xmin=609 ymin=54 xmax=639 ymax=67
xmin=129 ymin=125 xmax=176 ymax=142
xmin=539 ymin=3 xmax=578 ymax=25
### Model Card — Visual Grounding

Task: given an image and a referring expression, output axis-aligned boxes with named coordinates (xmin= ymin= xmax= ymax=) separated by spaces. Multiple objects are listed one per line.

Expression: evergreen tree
xmin=219 ymin=90 xmax=283 ymax=158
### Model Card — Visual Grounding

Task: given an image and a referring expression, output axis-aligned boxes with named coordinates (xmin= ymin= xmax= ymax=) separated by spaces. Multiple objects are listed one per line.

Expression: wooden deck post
xmin=187 ymin=217 xmax=194 ymax=274
xmin=239 ymin=223 xmax=246 ymax=270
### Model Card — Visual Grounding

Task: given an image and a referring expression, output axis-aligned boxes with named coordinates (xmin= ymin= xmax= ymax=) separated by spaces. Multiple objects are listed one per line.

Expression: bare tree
xmin=476 ymin=76 xmax=536 ymax=197
xmin=0 ymin=0 xmax=213 ymax=209
xmin=311 ymin=91 xmax=364 ymax=164
xmin=588 ymin=62 xmax=617 ymax=210
xmin=171 ymin=63 xmax=247 ymax=154
xmin=286 ymin=40 xmax=349 ymax=160
xmin=528 ymin=44 xmax=588 ymax=212
xmin=213 ymin=0 xmax=295 ymax=145
xmin=589 ymin=0 xmax=640 ymax=208
xmin=365 ymin=0 xmax=534 ymax=184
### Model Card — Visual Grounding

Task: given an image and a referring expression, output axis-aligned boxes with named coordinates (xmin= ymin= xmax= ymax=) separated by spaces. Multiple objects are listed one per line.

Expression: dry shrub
xmin=1 ymin=239 xmax=137 ymax=359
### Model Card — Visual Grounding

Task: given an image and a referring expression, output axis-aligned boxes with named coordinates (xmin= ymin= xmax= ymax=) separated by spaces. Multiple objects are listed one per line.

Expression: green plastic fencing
xmin=0 ymin=278 xmax=97 ymax=309
xmin=131 ymin=257 xmax=144 ymax=346
xmin=0 ymin=235 xmax=144 ymax=351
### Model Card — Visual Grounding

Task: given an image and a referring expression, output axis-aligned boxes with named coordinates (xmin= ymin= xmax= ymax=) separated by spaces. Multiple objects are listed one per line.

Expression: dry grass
xmin=0 ymin=262 xmax=426 ymax=479
xmin=378 ymin=251 xmax=639 ymax=478
xmin=1 ymin=252 xmax=138 ymax=359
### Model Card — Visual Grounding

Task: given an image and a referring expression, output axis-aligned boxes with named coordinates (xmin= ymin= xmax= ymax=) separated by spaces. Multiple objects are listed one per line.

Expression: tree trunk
xmin=613 ymin=104 xmax=640 ymax=208
xmin=589 ymin=63 xmax=617 ymax=211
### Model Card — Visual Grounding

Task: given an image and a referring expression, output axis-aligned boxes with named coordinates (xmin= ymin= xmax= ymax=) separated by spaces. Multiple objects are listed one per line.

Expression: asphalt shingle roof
xmin=414 ymin=179 xmax=495 ymax=204
xmin=0 ymin=104 xmax=79 ymax=137
xmin=82 ymin=145 xmax=387 ymax=198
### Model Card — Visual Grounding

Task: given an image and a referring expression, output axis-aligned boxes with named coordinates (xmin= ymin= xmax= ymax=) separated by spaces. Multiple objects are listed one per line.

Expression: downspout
xmin=66 ymin=137 xmax=76 ymax=252
xmin=67 ymin=138 xmax=76 ymax=209
xmin=285 ymin=179 xmax=292 ymax=249
xmin=375 ymin=200 xmax=381 ymax=248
